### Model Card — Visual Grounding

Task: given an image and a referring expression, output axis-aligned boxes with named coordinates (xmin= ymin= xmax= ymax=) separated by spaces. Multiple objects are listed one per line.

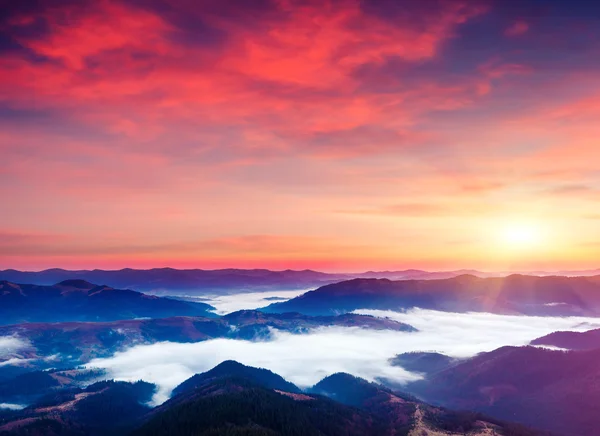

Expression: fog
xmin=354 ymin=308 xmax=600 ymax=357
xmin=0 ymin=337 xmax=30 ymax=363
xmin=0 ymin=403 xmax=26 ymax=411
xmin=184 ymin=289 xmax=309 ymax=314
xmin=88 ymin=308 xmax=600 ymax=405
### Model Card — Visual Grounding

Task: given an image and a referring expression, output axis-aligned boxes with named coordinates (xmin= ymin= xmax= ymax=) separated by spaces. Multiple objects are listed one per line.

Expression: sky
xmin=1 ymin=0 xmax=600 ymax=271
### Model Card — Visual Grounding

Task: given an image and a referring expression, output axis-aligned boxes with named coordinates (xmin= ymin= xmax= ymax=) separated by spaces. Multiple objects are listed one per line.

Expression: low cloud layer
xmin=189 ymin=289 xmax=310 ymax=315
xmin=354 ymin=308 xmax=600 ymax=357
xmin=0 ymin=337 xmax=30 ymax=361
xmin=88 ymin=309 xmax=600 ymax=405
xmin=0 ymin=403 xmax=26 ymax=411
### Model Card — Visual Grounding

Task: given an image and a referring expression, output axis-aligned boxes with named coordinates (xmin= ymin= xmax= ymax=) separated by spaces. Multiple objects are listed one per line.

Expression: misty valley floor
xmin=84 ymin=306 xmax=600 ymax=404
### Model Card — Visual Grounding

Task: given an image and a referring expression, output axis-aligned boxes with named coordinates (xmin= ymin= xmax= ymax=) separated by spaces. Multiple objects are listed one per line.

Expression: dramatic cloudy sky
xmin=1 ymin=0 xmax=599 ymax=271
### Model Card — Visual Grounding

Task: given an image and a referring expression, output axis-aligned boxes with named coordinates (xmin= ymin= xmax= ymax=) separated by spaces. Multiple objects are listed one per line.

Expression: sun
xmin=500 ymin=221 xmax=542 ymax=248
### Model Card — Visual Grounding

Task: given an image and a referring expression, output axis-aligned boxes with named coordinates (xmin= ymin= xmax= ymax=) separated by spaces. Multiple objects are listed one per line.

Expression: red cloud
xmin=505 ymin=20 xmax=529 ymax=37
xmin=1 ymin=0 xmax=488 ymax=159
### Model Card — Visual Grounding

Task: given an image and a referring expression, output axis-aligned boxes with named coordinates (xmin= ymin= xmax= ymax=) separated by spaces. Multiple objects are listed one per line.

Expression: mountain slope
xmin=263 ymin=274 xmax=600 ymax=316
xmin=311 ymin=373 xmax=541 ymax=436
xmin=0 ymin=362 xmax=546 ymax=436
xmin=407 ymin=346 xmax=600 ymax=436
xmin=136 ymin=368 xmax=382 ymax=436
xmin=531 ymin=328 xmax=600 ymax=350
xmin=390 ymin=352 xmax=459 ymax=375
xmin=0 ymin=368 xmax=106 ymax=406
xmin=139 ymin=363 xmax=542 ymax=436
xmin=0 ymin=280 xmax=216 ymax=325
xmin=0 ymin=380 xmax=155 ymax=436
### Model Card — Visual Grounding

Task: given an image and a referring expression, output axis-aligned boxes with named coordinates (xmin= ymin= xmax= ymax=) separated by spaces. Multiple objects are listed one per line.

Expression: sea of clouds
xmin=181 ymin=289 xmax=310 ymax=315
xmin=87 ymin=308 xmax=600 ymax=405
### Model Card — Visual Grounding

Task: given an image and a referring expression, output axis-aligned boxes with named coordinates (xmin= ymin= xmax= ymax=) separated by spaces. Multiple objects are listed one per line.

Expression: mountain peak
xmin=55 ymin=279 xmax=97 ymax=289
xmin=311 ymin=373 xmax=388 ymax=408
xmin=211 ymin=360 xmax=247 ymax=371
xmin=172 ymin=360 xmax=300 ymax=397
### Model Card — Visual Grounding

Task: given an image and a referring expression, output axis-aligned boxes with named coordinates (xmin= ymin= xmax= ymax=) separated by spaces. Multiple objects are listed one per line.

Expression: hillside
xmin=311 ymin=373 xmax=541 ymax=436
xmin=0 ymin=280 xmax=216 ymax=325
xmin=390 ymin=352 xmax=459 ymax=375
xmin=0 ymin=380 xmax=155 ymax=436
xmin=138 ymin=362 xmax=542 ymax=436
xmin=0 ymin=360 xmax=551 ymax=436
xmin=531 ymin=328 xmax=600 ymax=350
xmin=407 ymin=346 xmax=600 ymax=435
xmin=263 ymin=274 xmax=600 ymax=316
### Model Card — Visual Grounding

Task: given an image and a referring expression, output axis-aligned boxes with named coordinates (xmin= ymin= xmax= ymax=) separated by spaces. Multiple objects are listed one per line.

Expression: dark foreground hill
xmin=137 ymin=362 xmax=542 ymax=436
xmin=0 ymin=380 xmax=155 ymax=436
xmin=137 ymin=379 xmax=378 ymax=436
xmin=0 ymin=280 xmax=216 ymax=325
xmin=172 ymin=360 xmax=301 ymax=397
xmin=263 ymin=274 xmax=600 ymax=316
xmin=406 ymin=345 xmax=600 ymax=436
xmin=0 ymin=361 xmax=545 ymax=436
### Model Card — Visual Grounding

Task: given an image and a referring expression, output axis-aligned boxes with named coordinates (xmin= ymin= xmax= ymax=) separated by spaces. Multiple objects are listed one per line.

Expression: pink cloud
xmin=505 ymin=20 xmax=529 ymax=37
xmin=0 ymin=0 xmax=489 ymax=158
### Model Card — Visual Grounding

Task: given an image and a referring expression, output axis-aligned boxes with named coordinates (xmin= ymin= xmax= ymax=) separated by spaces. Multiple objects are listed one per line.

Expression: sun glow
xmin=500 ymin=221 xmax=543 ymax=248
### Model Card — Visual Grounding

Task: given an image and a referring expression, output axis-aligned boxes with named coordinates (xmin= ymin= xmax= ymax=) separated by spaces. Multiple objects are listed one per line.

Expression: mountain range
xmin=3 ymin=274 xmax=600 ymax=435
xmin=0 ymin=280 xmax=216 ymax=325
xmin=2 ymin=268 xmax=600 ymax=295
xmin=263 ymin=274 xmax=600 ymax=316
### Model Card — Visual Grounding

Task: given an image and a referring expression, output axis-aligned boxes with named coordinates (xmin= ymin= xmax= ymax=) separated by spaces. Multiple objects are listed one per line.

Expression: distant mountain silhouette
xmin=0 ymin=268 xmax=344 ymax=294
xmin=2 ymin=268 xmax=599 ymax=295
xmin=531 ymin=328 xmax=600 ymax=350
xmin=406 ymin=345 xmax=600 ymax=436
xmin=263 ymin=274 xmax=600 ymax=316
xmin=0 ymin=280 xmax=216 ymax=325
